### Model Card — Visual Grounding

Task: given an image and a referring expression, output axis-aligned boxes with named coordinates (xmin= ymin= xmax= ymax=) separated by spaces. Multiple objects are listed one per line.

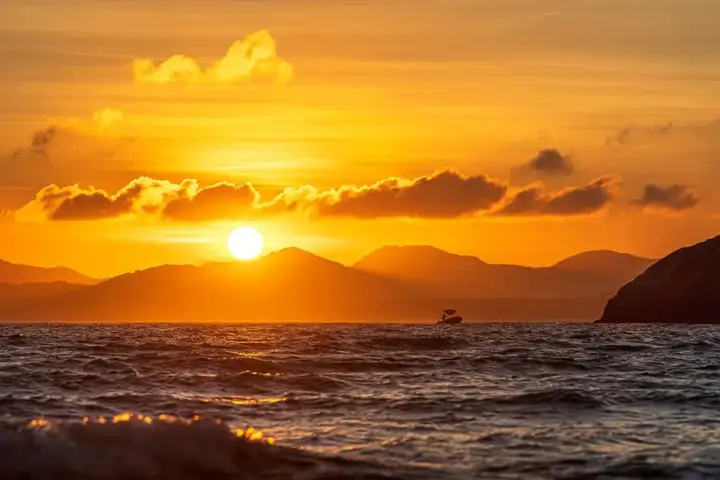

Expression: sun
xmin=227 ymin=226 xmax=264 ymax=261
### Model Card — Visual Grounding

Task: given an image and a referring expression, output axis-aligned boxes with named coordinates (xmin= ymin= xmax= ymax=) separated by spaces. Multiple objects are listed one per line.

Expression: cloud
xmin=605 ymin=119 xmax=720 ymax=147
xmin=93 ymin=109 xmax=125 ymax=137
xmin=29 ymin=127 xmax=60 ymax=152
xmin=133 ymin=30 xmax=293 ymax=85
xmin=17 ymin=177 xmax=264 ymax=222
xmin=162 ymin=181 xmax=260 ymax=221
xmin=283 ymin=170 xmax=509 ymax=219
xmin=632 ymin=184 xmax=700 ymax=212
xmin=606 ymin=123 xmax=674 ymax=146
xmin=1 ymin=109 xmax=129 ymax=189
xmin=493 ymin=175 xmax=620 ymax=216
xmin=519 ymin=149 xmax=574 ymax=176
xmin=26 ymin=178 xmax=184 ymax=221
xmin=19 ymin=170 xmax=508 ymax=221
xmin=16 ymin=170 xmax=626 ymax=222
xmin=10 ymin=126 xmax=62 ymax=162
xmin=8 ymin=109 xmax=126 ymax=159
xmin=3 ymin=128 xmax=62 ymax=189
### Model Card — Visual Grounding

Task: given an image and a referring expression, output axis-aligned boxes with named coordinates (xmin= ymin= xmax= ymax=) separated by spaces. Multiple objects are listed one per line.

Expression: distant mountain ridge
xmin=0 ymin=259 xmax=97 ymax=285
xmin=354 ymin=245 xmax=654 ymax=300
xmin=0 ymin=246 xmax=657 ymax=322
xmin=4 ymin=249 xmax=425 ymax=322
xmin=553 ymin=250 xmax=655 ymax=279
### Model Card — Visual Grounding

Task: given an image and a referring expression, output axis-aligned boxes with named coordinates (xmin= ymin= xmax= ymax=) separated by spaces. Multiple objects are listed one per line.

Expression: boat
xmin=438 ymin=309 xmax=463 ymax=324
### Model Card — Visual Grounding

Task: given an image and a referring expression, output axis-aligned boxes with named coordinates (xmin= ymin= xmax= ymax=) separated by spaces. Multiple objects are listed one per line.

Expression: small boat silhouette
xmin=438 ymin=309 xmax=463 ymax=324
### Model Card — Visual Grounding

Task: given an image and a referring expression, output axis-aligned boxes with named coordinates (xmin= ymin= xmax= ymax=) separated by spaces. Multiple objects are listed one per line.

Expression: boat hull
xmin=437 ymin=316 xmax=463 ymax=324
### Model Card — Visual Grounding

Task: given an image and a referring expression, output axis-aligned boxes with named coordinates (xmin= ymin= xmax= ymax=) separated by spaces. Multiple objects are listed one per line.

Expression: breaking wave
xmin=0 ymin=415 xmax=408 ymax=480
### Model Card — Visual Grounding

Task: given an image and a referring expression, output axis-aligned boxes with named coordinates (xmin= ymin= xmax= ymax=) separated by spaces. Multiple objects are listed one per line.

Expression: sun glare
xmin=227 ymin=227 xmax=264 ymax=261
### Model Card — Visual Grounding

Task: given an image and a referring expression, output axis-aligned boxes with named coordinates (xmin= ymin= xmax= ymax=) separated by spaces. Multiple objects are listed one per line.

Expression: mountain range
xmin=0 ymin=247 xmax=655 ymax=322
xmin=0 ymin=259 xmax=97 ymax=285
xmin=354 ymin=246 xmax=653 ymax=299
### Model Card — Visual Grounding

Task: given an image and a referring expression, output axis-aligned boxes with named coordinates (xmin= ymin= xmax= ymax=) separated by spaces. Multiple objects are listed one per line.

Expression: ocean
xmin=0 ymin=323 xmax=718 ymax=479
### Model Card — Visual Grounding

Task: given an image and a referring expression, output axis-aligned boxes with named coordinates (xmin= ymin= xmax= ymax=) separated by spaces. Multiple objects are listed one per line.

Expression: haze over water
xmin=1 ymin=323 xmax=718 ymax=479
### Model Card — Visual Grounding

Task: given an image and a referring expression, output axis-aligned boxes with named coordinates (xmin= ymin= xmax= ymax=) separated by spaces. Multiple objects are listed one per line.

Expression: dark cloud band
xmin=15 ymin=170 xmax=630 ymax=222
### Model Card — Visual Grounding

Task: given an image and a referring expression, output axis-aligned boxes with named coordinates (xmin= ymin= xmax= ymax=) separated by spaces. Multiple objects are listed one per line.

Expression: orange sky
xmin=1 ymin=0 xmax=720 ymax=277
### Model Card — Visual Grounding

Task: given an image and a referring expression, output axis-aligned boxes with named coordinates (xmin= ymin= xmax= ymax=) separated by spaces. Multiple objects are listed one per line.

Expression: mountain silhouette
xmin=354 ymin=245 xmax=644 ymax=299
xmin=0 ymin=259 xmax=97 ymax=285
xmin=0 ymin=282 xmax=83 ymax=312
xmin=597 ymin=235 xmax=720 ymax=324
xmin=0 ymin=246 xmax=656 ymax=322
xmin=553 ymin=250 xmax=655 ymax=280
xmin=5 ymin=248 xmax=427 ymax=322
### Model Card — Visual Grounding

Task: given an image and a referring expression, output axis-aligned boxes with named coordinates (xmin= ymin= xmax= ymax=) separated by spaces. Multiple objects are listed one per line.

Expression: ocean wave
xmin=492 ymin=388 xmax=609 ymax=409
xmin=478 ymin=455 xmax=720 ymax=479
xmin=590 ymin=342 xmax=655 ymax=352
xmin=471 ymin=355 xmax=593 ymax=372
xmin=612 ymin=390 xmax=720 ymax=408
xmin=286 ymin=388 xmax=609 ymax=414
xmin=359 ymin=336 xmax=472 ymax=351
xmin=0 ymin=333 xmax=30 ymax=346
xmin=557 ymin=455 xmax=720 ymax=479
xmin=669 ymin=339 xmax=715 ymax=350
xmin=0 ymin=415 xmax=412 ymax=480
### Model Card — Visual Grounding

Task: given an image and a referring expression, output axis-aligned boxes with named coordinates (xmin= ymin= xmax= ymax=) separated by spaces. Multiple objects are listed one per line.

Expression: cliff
xmin=597 ymin=235 xmax=720 ymax=324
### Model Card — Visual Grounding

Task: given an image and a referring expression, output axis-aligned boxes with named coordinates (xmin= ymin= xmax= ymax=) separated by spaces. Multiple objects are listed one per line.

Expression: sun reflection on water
xmin=25 ymin=414 xmax=277 ymax=445
xmin=198 ymin=396 xmax=287 ymax=405
xmin=243 ymin=369 xmax=282 ymax=377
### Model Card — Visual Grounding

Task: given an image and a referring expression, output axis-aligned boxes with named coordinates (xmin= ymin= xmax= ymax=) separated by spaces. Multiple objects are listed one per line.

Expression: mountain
xmin=0 ymin=282 xmax=84 ymax=310
xmin=4 ymin=248 xmax=428 ymax=322
xmin=0 ymin=247 xmax=613 ymax=322
xmin=597 ymin=235 xmax=720 ymax=324
xmin=0 ymin=259 xmax=97 ymax=285
xmin=554 ymin=250 xmax=655 ymax=280
xmin=353 ymin=246 xmax=641 ymax=299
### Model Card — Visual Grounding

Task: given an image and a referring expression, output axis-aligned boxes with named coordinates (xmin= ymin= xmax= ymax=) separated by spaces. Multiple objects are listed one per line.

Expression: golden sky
xmin=1 ymin=0 xmax=720 ymax=277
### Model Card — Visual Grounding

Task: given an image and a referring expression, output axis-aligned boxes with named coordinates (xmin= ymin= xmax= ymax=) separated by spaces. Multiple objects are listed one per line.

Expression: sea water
xmin=0 ymin=323 xmax=718 ymax=479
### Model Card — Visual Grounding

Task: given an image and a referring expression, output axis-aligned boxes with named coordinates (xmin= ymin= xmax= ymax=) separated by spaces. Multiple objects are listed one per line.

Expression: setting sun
xmin=227 ymin=227 xmax=264 ymax=261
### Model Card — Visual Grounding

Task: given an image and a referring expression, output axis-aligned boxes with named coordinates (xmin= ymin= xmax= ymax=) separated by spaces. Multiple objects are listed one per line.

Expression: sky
xmin=1 ymin=0 xmax=720 ymax=277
